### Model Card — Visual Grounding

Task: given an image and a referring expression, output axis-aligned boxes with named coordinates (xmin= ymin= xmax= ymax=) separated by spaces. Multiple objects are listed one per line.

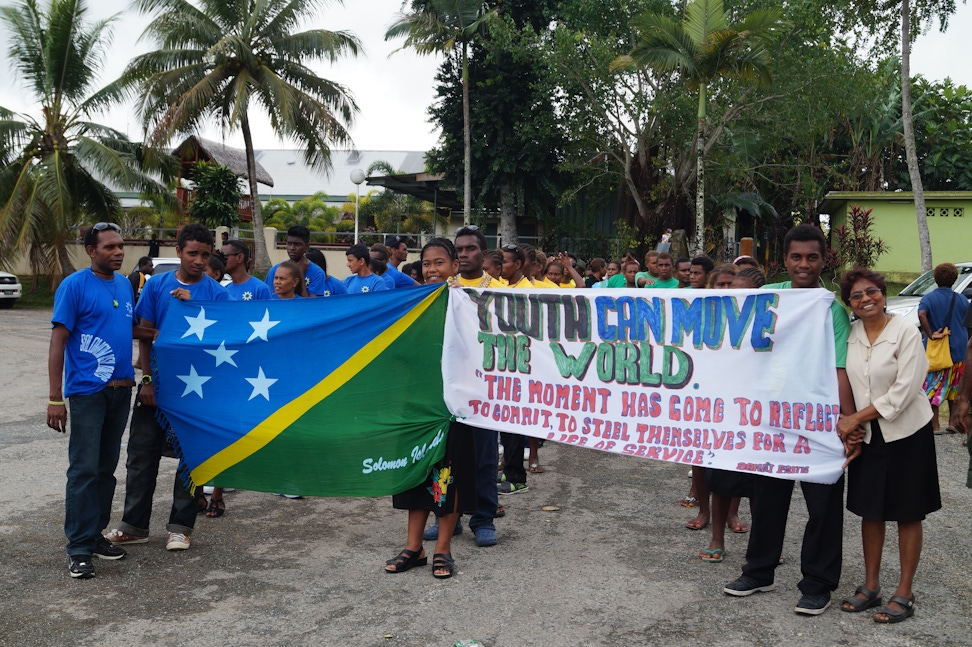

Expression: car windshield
xmin=152 ymin=263 xmax=178 ymax=275
xmin=898 ymin=265 xmax=972 ymax=296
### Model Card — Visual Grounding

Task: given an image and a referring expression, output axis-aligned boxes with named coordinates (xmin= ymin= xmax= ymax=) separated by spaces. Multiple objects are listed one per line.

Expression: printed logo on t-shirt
xmin=323 ymin=290 xmax=331 ymax=297
xmin=305 ymin=277 xmax=311 ymax=286
xmin=79 ymin=333 xmax=116 ymax=382
xmin=242 ymin=291 xmax=253 ymax=301
xmin=361 ymin=286 xmax=370 ymax=293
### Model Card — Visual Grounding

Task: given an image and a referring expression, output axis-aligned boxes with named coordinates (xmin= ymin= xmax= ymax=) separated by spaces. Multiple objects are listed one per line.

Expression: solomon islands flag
xmin=152 ymin=283 xmax=451 ymax=497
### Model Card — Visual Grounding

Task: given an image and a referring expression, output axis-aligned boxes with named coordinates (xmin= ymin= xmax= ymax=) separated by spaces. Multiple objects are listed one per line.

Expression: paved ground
xmin=1 ymin=306 xmax=971 ymax=647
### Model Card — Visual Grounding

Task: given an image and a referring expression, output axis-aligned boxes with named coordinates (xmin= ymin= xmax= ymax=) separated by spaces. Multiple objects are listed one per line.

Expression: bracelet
xmin=48 ymin=400 xmax=65 ymax=406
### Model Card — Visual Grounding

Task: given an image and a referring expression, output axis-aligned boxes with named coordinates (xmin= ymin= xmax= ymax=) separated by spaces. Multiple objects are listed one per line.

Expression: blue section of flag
xmin=153 ymin=284 xmax=440 ymax=468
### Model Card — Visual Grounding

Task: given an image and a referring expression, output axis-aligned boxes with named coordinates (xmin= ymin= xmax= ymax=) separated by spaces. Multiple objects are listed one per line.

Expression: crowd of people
xmin=47 ymin=221 xmax=967 ymax=624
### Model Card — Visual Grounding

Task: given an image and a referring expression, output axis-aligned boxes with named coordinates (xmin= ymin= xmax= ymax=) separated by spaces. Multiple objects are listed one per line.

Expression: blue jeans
xmin=468 ymin=426 xmax=498 ymax=532
xmin=116 ymin=387 xmax=198 ymax=537
xmin=65 ymin=386 xmax=132 ymax=556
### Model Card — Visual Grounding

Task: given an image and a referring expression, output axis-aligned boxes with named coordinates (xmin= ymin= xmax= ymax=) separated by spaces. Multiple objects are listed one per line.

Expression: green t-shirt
xmin=635 ymin=271 xmax=658 ymax=287
xmin=644 ymin=277 xmax=680 ymax=289
xmin=606 ymin=273 xmax=631 ymax=288
xmin=763 ymin=281 xmax=849 ymax=368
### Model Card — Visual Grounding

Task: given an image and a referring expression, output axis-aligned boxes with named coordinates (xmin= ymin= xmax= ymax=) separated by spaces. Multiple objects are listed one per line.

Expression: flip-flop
xmin=685 ymin=518 xmax=709 ymax=530
xmin=945 ymin=427 xmax=960 ymax=434
xmin=700 ymin=548 xmax=725 ymax=562
xmin=528 ymin=462 xmax=545 ymax=474
xmin=679 ymin=497 xmax=698 ymax=508
xmin=727 ymin=520 xmax=749 ymax=534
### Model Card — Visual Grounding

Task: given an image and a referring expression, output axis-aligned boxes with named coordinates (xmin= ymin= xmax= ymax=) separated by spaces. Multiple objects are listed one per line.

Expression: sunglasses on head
xmin=92 ymin=222 xmax=121 ymax=232
xmin=501 ymin=243 xmax=519 ymax=251
xmin=455 ymin=225 xmax=480 ymax=234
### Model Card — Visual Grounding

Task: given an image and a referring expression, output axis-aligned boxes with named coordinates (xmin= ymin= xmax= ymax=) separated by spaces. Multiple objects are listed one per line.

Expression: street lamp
xmin=350 ymin=169 xmax=366 ymax=245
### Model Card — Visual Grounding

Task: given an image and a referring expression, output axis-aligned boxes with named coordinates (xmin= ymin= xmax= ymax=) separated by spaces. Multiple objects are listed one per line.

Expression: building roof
xmin=172 ymin=136 xmax=275 ymax=187
xmin=365 ymin=172 xmax=462 ymax=210
xmin=820 ymin=191 xmax=972 ymax=214
xmin=254 ymin=149 xmax=429 ymax=201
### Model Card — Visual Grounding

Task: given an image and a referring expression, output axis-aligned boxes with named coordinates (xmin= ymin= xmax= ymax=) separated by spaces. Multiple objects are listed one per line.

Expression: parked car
xmin=0 ymin=271 xmax=22 ymax=308
xmin=885 ymin=262 xmax=972 ymax=328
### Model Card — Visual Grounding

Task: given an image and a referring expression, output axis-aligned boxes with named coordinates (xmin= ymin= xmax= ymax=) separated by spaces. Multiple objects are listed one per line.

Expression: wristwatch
xmin=141 ymin=375 xmax=153 ymax=385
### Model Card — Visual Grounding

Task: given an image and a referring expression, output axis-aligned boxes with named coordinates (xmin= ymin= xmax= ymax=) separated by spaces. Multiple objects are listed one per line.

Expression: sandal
xmin=699 ymin=548 xmax=725 ymax=562
xmin=679 ymin=496 xmax=698 ymax=508
xmin=840 ymin=585 xmax=882 ymax=612
xmin=495 ymin=505 xmax=506 ymax=518
xmin=385 ymin=548 xmax=427 ymax=573
xmin=196 ymin=492 xmax=208 ymax=512
xmin=432 ymin=553 xmax=455 ymax=579
xmin=727 ymin=520 xmax=749 ymax=534
xmin=528 ymin=462 xmax=545 ymax=474
xmin=685 ymin=517 xmax=709 ymax=530
xmin=205 ymin=498 xmax=225 ymax=518
xmin=873 ymin=595 xmax=916 ymax=623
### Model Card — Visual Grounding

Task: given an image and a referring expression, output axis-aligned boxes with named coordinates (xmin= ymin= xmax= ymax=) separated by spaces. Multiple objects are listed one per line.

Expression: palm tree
xmin=0 ymin=0 xmax=172 ymax=283
xmin=125 ymin=0 xmax=361 ymax=274
xmin=612 ymin=0 xmax=787 ymax=254
xmin=386 ymin=0 xmax=497 ymax=226
xmin=900 ymin=0 xmax=931 ymax=272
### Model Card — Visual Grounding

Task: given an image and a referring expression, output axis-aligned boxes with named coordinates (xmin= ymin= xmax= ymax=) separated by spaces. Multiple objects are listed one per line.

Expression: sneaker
xmin=104 ymin=529 xmax=149 ymax=545
xmin=423 ymin=519 xmax=463 ymax=540
xmin=273 ymin=493 xmax=303 ymax=499
xmin=474 ymin=527 xmax=498 ymax=547
xmin=795 ymin=592 xmax=832 ymax=616
xmin=497 ymin=481 xmax=528 ymax=496
xmin=68 ymin=555 xmax=95 ymax=579
xmin=93 ymin=536 xmax=127 ymax=560
xmin=166 ymin=532 xmax=191 ymax=551
xmin=723 ymin=576 xmax=776 ymax=597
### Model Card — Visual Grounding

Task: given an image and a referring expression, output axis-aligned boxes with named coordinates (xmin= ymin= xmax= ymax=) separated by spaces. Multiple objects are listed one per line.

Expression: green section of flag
xmin=212 ymin=289 xmax=451 ymax=497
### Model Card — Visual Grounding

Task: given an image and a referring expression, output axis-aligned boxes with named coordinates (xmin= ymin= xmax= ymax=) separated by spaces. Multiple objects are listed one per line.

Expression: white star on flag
xmin=204 ymin=341 xmax=238 ymax=367
xmin=182 ymin=307 xmax=217 ymax=340
xmin=245 ymin=367 xmax=278 ymax=401
xmin=177 ymin=365 xmax=212 ymax=398
xmin=247 ymin=309 xmax=280 ymax=343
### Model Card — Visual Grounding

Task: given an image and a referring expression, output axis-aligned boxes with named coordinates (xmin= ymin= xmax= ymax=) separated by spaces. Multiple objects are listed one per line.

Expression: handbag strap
xmin=944 ymin=292 xmax=957 ymax=333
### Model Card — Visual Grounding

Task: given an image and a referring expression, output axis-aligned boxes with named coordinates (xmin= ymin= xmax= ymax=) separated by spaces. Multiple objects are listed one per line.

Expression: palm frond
xmin=273 ymin=29 xmax=361 ymax=64
xmin=684 ymin=0 xmax=728 ymax=49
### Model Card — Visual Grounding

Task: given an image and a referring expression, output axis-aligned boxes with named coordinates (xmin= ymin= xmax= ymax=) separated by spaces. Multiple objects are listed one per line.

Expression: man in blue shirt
xmin=382 ymin=236 xmax=419 ymax=288
xmin=265 ymin=225 xmax=325 ymax=296
xmin=344 ymin=244 xmax=388 ymax=294
xmin=222 ymin=239 xmax=272 ymax=301
xmin=106 ymin=224 xmax=228 ymax=553
xmin=48 ymin=222 xmax=154 ymax=578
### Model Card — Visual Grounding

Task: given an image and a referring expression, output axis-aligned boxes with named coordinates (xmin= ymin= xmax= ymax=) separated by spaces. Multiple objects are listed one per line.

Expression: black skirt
xmin=847 ymin=419 xmax=942 ymax=522
xmin=392 ymin=420 xmax=477 ymax=517
xmin=705 ymin=467 xmax=754 ymax=499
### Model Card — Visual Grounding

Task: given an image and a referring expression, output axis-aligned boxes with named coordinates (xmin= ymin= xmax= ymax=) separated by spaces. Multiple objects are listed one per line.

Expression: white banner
xmin=443 ymin=287 xmax=845 ymax=484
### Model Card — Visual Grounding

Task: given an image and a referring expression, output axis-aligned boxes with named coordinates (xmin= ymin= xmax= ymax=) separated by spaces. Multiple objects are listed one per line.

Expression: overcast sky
xmin=0 ymin=0 xmax=969 ymax=154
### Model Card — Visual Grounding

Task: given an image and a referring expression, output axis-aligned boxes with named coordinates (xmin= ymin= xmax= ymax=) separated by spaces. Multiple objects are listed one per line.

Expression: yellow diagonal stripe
xmin=190 ymin=285 xmax=446 ymax=485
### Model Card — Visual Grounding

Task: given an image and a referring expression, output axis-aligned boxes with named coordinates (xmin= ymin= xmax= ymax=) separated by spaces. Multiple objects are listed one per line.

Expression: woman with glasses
xmin=836 ymin=267 xmax=940 ymax=623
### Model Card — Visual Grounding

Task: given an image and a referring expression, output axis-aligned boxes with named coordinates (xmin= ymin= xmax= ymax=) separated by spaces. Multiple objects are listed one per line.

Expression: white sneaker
xmin=166 ymin=532 xmax=190 ymax=551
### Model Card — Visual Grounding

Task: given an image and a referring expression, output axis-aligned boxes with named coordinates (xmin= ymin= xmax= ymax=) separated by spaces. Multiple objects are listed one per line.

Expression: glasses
xmin=849 ymin=287 xmax=882 ymax=302
xmin=92 ymin=222 xmax=121 ymax=232
xmin=501 ymin=243 xmax=519 ymax=251
xmin=455 ymin=225 xmax=480 ymax=234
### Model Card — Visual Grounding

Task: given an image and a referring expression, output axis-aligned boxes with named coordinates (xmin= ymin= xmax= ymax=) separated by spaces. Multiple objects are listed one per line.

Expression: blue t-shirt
xmin=135 ymin=272 xmax=229 ymax=330
xmin=381 ymin=272 xmax=395 ymax=289
xmin=265 ymin=261 xmax=325 ymax=296
xmin=271 ymin=293 xmax=304 ymax=299
xmin=918 ymin=286 xmax=970 ymax=362
xmin=52 ymin=269 xmax=136 ymax=397
xmin=320 ymin=275 xmax=348 ymax=297
xmin=385 ymin=264 xmax=416 ymax=288
xmin=344 ymin=274 xmax=388 ymax=294
xmin=225 ymin=276 xmax=273 ymax=301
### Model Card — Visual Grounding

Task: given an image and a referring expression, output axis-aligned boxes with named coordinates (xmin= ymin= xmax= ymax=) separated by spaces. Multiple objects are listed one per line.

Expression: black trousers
xmin=741 ymin=474 xmax=845 ymax=596
xmin=500 ymin=432 xmax=526 ymax=485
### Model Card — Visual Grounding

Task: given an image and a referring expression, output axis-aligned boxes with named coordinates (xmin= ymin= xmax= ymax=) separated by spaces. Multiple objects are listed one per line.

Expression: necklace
xmin=91 ymin=268 xmax=119 ymax=307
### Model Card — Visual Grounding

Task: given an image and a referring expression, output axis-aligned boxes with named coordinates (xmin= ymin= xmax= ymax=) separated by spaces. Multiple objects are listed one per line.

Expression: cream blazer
xmin=846 ymin=314 xmax=934 ymax=443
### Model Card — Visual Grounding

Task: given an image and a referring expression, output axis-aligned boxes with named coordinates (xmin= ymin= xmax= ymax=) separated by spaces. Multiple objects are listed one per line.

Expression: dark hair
xmin=690 ymin=256 xmax=715 ymax=274
xmin=422 ymin=237 xmax=457 ymax=261
xmin=207 ymin=254 xmax=225 ymax=275
xmin=455 ymin=226 xmax=487 ymax=252
xmin=607 ymin=259 xmax=622 ymax=269
xmin=644 ymin=250 xmax=660 ymax=263
xmin=623 ymin=259 xmax=640 ymax=270
xmin=518 ymin=243 xmax=537 ymax=264
xmin=589 ymin=258 xmax=606 ymax=272
xmin=223 ymin=240 xmax=250 ymax=265
xmin=783 ymin=223 xmax=826 ymax=257
xmin=369 ymin=243 xmax=389 ymax=262
xmin=177 ymin=223 xmax=215 ymax=249
xmin=839 ymin=267 xmax=887 ymax=305
xmin=733 ymin=255 xmax=760 ymax=270
xmin=346 ymin=243 xmax=370 ymax=262
xmin=370 ymin=256 xmax=387 ymax=275
xmin=385 ymin=235 xmax=406 ymax=250
xmin=484 ymin=249 xmax=503 ymax=267
xmin=547 ymin=259 xmax=565 ymax=275
xmin=733 ymin=267 xmax=766 ymax=288
xmin=933 ymin=262 xmax=959 ymax=288
xmin=707 ymin=264 xmax=737 ymax=287
xmin=137 ymin=256 xmax=153 ymax=268
xmin=675 ymin=256 xmax=691 ymax=267
xmin=275 ymin=260 xmax=307 ymax=297
xmin=287 ymin=225 xmax=311 ymax=243
xmin=656 ymin=252 xmax=673 ymax=264
xmin=305 ymin=248 xmax=327 ymax=275
xmin=501 ymin=244 xmax=524 ymax=265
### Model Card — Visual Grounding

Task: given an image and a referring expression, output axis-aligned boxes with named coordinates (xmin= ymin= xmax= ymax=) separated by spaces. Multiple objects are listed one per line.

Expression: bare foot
xmin=685 ymin=514 xmax=709 ymax=530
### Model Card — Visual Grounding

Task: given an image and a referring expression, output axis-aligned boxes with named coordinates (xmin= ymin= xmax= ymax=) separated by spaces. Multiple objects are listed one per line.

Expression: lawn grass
xmin=15 ymin=275 xmax=55 ymax=309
